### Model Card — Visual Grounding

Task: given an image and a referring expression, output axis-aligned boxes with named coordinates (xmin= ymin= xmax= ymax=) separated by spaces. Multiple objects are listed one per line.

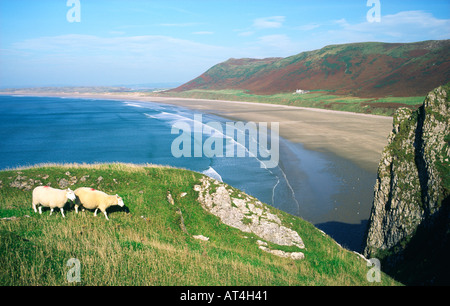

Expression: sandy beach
xmin=0 ymin=91 xmax=395 ymax=250
xmin=147 ymin=96 xmax=393 ymax=174
xmin=1 ymin=92 xmax=392 ymax=173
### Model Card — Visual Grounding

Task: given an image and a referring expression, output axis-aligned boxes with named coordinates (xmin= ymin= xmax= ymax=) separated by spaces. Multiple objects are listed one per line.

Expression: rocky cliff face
xmin=194 ymin=176 xmax=306 ymax=260
xmin=363 ymin=84 xmax=450 ymax=284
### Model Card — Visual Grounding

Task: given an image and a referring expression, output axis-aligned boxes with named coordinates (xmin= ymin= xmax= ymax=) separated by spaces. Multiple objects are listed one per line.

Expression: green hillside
xmin=172 ymin=40 xmax=450 ymax=98
xmin=0 ymin=163 xmax=399 ymax=286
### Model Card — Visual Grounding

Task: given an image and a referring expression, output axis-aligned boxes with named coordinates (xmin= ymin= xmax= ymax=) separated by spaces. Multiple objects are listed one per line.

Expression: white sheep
xmin=32 ymin=186 xmax=76 ymax=218
xmin=74 ymin=187 xmax=124 ymax=220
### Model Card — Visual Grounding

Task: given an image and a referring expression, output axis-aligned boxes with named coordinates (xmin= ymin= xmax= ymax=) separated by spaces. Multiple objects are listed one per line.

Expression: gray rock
xmin=193 ymin=235 xmax=209 ymax=241
xmin=364 ymin=85 xmax=450 ymax=264
xmin=177 ymin=209 xmax=188 ymax=234
xmin=58 ymin=178 xmax=70 ymax=188
xmin=9 ymin=175 xmax=35 ymax=191
xmin=258 ymin=245 xmax=305 ymax=260
xmin=194 ymin=177 xmax=305 ymax=252
xmin=167 ymin=191 xmax=175 ymax=205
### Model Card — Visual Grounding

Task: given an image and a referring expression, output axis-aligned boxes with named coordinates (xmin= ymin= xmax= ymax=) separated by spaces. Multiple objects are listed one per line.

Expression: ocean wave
xmin=143 ymin=113 xmax=157 ymax=119
xmin=123 ymin=102 xmax=145 ymax=108
xmin=144 ymin=108 xmax=293 ymax=207
xmin=149 ymin=110 xmax=278 ymax=171
xmin=202 ymin=166 xmax=223 ymax=182
xmin=150 ymin=111 xmax=189 ymax=123
xmin=122 ymin=101 xmax=168 ymax=111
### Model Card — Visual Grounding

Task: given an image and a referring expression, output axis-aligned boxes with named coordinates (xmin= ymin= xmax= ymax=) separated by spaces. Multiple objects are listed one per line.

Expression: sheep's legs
xmin=75 ymin=205 xmax=79 ymax=214
xmin=60 ymin=208 xmax=65 ymax=218
xmin=38 ymin=206 xmax=42 ymax=214
xmin=50 ymin=208 xmax=54 ymax=215
xmin=94 ymin=208 xmax=109 ymax=220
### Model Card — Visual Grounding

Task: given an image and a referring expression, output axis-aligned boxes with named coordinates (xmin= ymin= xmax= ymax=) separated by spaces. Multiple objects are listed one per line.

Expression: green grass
xmin=0 ymin=163 xmax=400 ymax=286
xmin=156 ymin=89 xmax=424 ymax=116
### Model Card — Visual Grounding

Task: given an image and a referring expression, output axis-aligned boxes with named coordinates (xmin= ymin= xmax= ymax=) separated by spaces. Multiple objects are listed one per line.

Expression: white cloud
xmin=12 ymin=34 xmax=223 ymax=57
xmin=4 ymin=10 xmax=448 ymax=87
xmin=235 ymin=16 xmax=285 ymax=39
xmin=333 ymin=11 xmax=450 ymax=42
xmin=109 ymin=31 xmax=126 ymax=36
xmin=258 ymin=34 xmax=290 ymax=47
xmin=238 ymin=31 xmax=254 ymax=37
xmin=297 ymin=23 xmax=321 ymax=31
xmin=6 ymin=34 xmax=231 ymax=85
xmin=290 ymin=10 xmax=450 ymax=53
xmin=192 ymin=31 xmax=214 ymax=35
xmin=158 ymin=22 xmax=201 ymax=27
xmin=253 ymin=16 xmax=285 ymax=29
xmin=253 ymin=34 xmax=300 ymax=57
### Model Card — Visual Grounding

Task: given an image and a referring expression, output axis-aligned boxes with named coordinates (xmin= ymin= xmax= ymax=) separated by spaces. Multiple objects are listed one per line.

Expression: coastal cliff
xmin=363 ymin=84 xmax=450 ymax=284
xmin=0 ymin=163 xmax=400 ymax=285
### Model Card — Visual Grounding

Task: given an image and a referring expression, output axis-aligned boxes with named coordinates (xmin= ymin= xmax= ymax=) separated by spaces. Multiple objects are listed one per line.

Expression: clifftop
xmin=1 ymin=163 xmax=399 ymax=285
xmin=363 ymin=84 xmax=450 ymax=285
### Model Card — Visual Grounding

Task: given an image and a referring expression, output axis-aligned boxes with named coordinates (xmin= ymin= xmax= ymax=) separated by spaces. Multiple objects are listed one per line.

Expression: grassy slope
xmin=0 ymin=163 xmax=400 ymax=286
xmin=173 ymin=40 xmax=449 ymax=98
xmin=165 ymin=40 xmax=450 ymax=116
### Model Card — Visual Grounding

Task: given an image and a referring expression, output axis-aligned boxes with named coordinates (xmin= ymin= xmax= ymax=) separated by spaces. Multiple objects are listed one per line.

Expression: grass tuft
xmin=0 ymin=163 xmax=400 ymax=286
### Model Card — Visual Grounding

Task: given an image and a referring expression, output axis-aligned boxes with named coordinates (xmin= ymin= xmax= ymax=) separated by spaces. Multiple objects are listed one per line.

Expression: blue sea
xmin=0 ymin=95 xmax=295 ymax=209
xmin=0 ymin=95 xmax=376 ymax=251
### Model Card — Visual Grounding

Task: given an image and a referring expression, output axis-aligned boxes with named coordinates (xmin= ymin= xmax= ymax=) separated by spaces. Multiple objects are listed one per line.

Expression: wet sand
xmin=146 ymin=96 xmax=393 ymax=174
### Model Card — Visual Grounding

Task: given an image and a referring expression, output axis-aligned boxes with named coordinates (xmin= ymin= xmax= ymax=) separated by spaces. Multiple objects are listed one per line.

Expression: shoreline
xmin=0 ymin=92 xmax=389 ymax=251
xmin=0 ymin=91 xmax=393 ymax=173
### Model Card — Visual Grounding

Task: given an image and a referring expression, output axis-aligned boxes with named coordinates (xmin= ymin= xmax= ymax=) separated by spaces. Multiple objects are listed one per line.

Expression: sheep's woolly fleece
xmin=32 ymin=186 xmax=76 ymax=218
xmin=74 ymin=187 xmax=124 ymax=220
xmin=32 ymin=186 xmax=76 ymax=209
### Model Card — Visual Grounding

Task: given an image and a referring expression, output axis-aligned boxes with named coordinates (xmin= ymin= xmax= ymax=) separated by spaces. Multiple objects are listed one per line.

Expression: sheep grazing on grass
xmin=74 ymin=187 xmax=124 ymax=220
xmin=32 ymin=186 xmax=76 ymax=218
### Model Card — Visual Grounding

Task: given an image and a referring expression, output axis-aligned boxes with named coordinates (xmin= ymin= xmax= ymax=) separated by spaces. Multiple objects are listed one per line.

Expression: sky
xmin=0 ymin=0 xmax=449 ymax=88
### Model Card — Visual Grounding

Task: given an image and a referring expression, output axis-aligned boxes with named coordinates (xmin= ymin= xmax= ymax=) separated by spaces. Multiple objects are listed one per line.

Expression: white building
xmin=294 ymin=89 xmax=309 ymax=94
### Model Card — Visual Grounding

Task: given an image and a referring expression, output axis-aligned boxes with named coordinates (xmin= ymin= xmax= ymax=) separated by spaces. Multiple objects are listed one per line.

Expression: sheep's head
xmin=66 ymin=189 xmax=76 ymax=201
xmin=116 ymin=195 xmax=124 ymax=207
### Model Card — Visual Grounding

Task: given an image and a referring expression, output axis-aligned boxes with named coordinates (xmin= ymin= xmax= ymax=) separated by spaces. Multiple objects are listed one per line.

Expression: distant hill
xmin=172 ymin=40 xmax=450 ymax=98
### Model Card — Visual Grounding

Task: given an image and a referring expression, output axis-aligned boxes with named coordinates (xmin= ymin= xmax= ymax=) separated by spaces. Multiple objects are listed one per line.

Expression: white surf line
xmin=145 ymin=105 xmax=297 ymax=209
xmin=271 ymin=176 xmax=281 ymax=207
xmin=233 ymin=121 xmax=300 ymax=210
xmin=278 ymin=164 xmax=301 ymax=215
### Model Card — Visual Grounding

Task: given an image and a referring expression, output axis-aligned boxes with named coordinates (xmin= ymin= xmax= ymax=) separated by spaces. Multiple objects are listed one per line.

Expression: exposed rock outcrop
xmin=9 ymin=174 xmax=43 ymax=191
xmin=363 ymin=84 xmax=450 ymax=284
xmin=194 ymin=176 xmax=305 ymax=258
